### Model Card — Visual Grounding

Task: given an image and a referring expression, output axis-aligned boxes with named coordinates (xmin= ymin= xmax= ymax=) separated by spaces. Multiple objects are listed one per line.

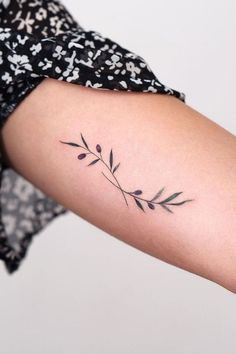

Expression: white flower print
xmin=139 ymin=62 xmax=147 ymax=68
xmin=51 ymin=19 xmax=65 ymax=35
xmin=125 ymin=61 xmax=141 ymax=77
xmin=8 ymin=54 xmax=32 ymax=75
xmin=10 ymin=241 xmax=21 ymax=253
xmin=105 ymin=54 xmax=123 ymax=70
xmin=39 ymin=211 xmax=54 ymax=226
xmin=15 ymin=229 xmax=24 ymax=241
xmin=35 ymin=7 xmax=47 ymax=21
xmin=19 ymin=205 xmax=35 ymax=219
xmin=130 ymin=77 xmax=143 ymax=85
xmin=60 ymin=66 xmax=74 ymax=78
xmin=75 ymin=56 xmax=93 ymax=68
xmin=64 ymin=50 xmax=76 ymax=69
xmin=17 ymin=0 xmax=27 ymax=7
xmin=52 ymin=45 xmax=66 ymax=60
xmin=55 ymin=66 xmax=62 ymax=74
xmin=85 ymin=80 xmax=103 ymax=88
xmin=19 ymin=220 xmax=34 ymax=233
xmin=47 ymin=2 xmax=60 ymax=14
xmin=85 ymin=40 xmax=95 ymax=49
xmin=163 ymin=86 xmax=175 ymax=95
xmin=6 ymin=198 xmax=19 ymax=211
xmin=100 ymin=44 xmax=110 ymax=52
xmin=38 ymin=58 xmax=53 ymax=70
xmin=29 ymin=73 xmax=41 ymax=78
xmin=143 ymin=78 xmax=162 ymax=87
xmin=0 ymin=50 xmax=3 ymax=65
xmin=54 ymin=204 xmax=66 ymax=214
xmin=119 ymin=81 xmax=128 ymax=88
xmin=12 ymin=11 xmax=35 ymax=34
xmin=16 ymin=34 xmax=28 ymax=45
xmin=0 ymin=28 xmax=11 ymax=41
xmin=144 ymin=86 xmax=158 ymax=93
xmin=5 ymin=40 xmax=18 ymax=52
xmin=41 ymin=25 xmax=49 ymax=37
xmin=0 ymin=0 xmax=10 ymax=8
xmin=2 ymin=72 xmax=12 ymax=84
xmin=139 ymin=60 xmax=152 ymax=72
xmin=1 ymin=174 xmax=12 ymax=193
xmin=2 ymin=214 xmax=16 ymax=235
xmin=13 ymin=178 xmax=34 ymax=202
xmin=5 ymin=249 xmax=19 ymax=261
xmin=125 ymin=52 xmax=139 ymax=60
xmin=66 ymin=68 xmax=79 ymax=82
xmin=106 ymin=45 xmax=120 ymax=56
xmin=30 ymin=42 xmax=42 ymax=55
xmin=68 ymin=41 xmax=84 ymax=49
xmin=12 ymin=178 xmax=34 ymax=202
xmin=29 ymin=0 xmax=43 ymax=7
xmin=93 ymin=33 xmax=106 ymax=42
xmin=34 ymin=188 xmax=45 ymax=199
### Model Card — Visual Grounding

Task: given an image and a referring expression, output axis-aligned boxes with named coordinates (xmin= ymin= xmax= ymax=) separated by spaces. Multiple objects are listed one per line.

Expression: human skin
xmin=0 ymin=77 xmax=235 ymax=293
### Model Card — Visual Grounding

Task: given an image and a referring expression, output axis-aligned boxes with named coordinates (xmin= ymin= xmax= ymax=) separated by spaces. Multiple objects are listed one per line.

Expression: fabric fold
xmin=0 ymin=27 xmax=185 ymax=106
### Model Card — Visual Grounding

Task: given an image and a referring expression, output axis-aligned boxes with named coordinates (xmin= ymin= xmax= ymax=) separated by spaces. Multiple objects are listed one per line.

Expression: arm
xmin=1 ymin=77 xmax=236 ymax=293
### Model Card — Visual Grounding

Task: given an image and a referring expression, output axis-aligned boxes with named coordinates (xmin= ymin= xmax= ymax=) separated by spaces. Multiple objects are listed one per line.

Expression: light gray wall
xmin=0 ymin=1 xmax=235 ymax=353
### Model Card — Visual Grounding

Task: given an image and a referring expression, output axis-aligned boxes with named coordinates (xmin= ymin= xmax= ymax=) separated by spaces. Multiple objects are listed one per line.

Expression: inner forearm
xmin=1 ymin=78 xmax=236 ymax=293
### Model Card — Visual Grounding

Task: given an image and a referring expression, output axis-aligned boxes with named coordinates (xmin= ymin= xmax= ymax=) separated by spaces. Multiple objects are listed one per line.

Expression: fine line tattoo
xmin=60 ymin=133 xmax=194 ymax=213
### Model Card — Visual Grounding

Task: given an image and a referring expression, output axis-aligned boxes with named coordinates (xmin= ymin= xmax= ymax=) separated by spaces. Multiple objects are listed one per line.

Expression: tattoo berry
xmin=78 ymin=153 xmax=87 ymax=160
xmin=148 ymin=203 xmax=155 ymax=210
xmin=96 ymin=144 xmax=102 ymax=153
xmin=132 ymin=190 xmax=143 ymax=195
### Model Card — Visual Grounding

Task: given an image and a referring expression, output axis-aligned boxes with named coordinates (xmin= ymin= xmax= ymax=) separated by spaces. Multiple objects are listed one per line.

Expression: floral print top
xmin=0 ymin=0 xmax=186 ymax=274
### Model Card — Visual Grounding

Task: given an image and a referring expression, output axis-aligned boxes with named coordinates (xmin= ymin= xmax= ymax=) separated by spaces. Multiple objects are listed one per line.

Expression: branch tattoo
xmin=60 ymin=133 xmax=194 ymax=213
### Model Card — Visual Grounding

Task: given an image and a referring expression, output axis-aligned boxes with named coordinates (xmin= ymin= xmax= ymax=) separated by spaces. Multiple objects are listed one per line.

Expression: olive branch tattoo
xmin=60 ymin=133 xmax=194 ymax=213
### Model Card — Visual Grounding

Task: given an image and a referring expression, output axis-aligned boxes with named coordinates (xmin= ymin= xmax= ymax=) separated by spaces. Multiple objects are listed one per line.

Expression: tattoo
xmin=60 ymin=133 xmax=194 ymax=213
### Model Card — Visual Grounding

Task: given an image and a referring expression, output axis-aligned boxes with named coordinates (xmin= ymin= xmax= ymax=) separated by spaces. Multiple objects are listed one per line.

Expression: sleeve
xmin=0 ymin=11 xmax=185 ymax=275
xmin=0 ymin=27 xmax=185 ymax=121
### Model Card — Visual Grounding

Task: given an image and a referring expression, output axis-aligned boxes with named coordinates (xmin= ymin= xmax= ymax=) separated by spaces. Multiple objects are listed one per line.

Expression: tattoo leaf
xmin=134 ymin=198 xmax=145 ymax=212
xmin=160 ymin=204 xmax=173 ymax=213
xmin=109 ymin=149 xmax=113 ymax=169
xmin=60 ymin=141 xmax=82 ymax=147
xmin=147 ymin=202 xmax=155 ymax=210
xmin=150 ymin=187 xmax=165 ymax=202
xmin=88 ymin=158 xmax=100 ymax=166
xmin=166 ymin=199 xmax=194 ymax=206
xmin=160 ymin=192 xmax=183 ymax=204
xmin=113 ymin=162 xmax=120 ymax=174
xmin=81 ymin=133 xmax=89 ymax=149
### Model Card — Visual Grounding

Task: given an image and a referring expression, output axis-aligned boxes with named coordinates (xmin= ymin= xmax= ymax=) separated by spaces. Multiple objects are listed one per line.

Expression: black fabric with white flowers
xmin=0 ymin=0 xmax=186 ymax=274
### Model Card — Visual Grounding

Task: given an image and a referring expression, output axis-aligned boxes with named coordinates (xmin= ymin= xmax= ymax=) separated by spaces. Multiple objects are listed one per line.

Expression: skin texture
xmin=0 ymin=77 xmax=236 ymax=293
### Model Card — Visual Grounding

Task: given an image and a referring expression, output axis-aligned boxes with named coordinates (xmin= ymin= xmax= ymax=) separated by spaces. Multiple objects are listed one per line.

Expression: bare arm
xmin=1 ymin=77 xmax=236 ymax=293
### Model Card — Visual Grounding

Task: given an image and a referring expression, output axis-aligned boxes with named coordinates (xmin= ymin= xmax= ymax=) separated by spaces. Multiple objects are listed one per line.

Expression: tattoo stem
xmin=101 ymin=172 xmax=194 ymax=206
xmin=77 ymin=145 xmax=129 ymax=206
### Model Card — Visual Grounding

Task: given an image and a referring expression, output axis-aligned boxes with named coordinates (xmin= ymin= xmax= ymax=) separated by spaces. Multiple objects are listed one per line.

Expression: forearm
xmin=1 ymin=77 xmax=236 ymax=293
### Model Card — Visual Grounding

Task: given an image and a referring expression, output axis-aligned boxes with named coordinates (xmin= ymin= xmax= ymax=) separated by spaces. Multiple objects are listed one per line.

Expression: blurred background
xmin=0 ymin=0 xmax=235 ymax=353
